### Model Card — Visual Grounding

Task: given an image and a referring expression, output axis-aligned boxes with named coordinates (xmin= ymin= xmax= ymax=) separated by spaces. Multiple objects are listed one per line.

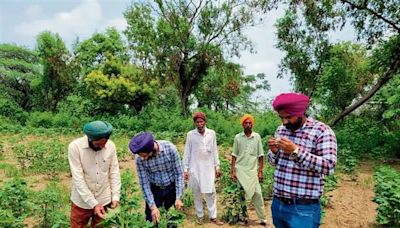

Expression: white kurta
xmin=183 ymin=128 xmax=220 ymax=193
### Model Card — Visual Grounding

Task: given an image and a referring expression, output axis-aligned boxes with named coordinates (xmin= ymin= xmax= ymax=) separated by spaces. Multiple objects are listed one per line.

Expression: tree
xmin=195 ymin=63 xmax=242 ymax=111
xmin=84 ymin=56 xmax=157 ymax=114
xmin=74 ymin=27 xmax=129 ymax=76
xmin=0 ymin=44 xmax=41 ymax=110
xmin=331 ymin=35 xmax=400 ymax=125
xmin=315 ymin=42 xmax=373 ymax=119
xmin=124 ymin=0 xmax=266 ymax=115
xmin=273 ymin=0 xmax=400 ymax=125
xmin=35 ymin=31 xmax=79 ymax=111
xmin=275 ymin=10 xmax=330 ymax=97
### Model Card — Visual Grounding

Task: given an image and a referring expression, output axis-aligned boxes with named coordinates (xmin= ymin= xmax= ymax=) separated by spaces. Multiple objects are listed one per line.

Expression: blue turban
xmin=129 ymin=132 xmax=154 ymax=154
xmin=83 ymin=121 xmax=113 ymax=141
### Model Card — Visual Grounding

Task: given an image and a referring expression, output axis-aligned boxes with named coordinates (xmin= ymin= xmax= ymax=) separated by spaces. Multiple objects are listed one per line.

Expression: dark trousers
xmin=145 ymin=182 xmax=176 ymax=222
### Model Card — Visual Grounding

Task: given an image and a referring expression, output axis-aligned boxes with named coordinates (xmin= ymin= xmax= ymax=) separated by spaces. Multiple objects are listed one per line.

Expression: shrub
xmin=32 ymin=182 xmax=70 ymax=228
xmin=0 ymin=178 xmax=31 ymax=219
xmin=27 ymin=111 xmax=54 ymax=128
xmin=374 ymin=166 xmax=400 ymax=227
xmin=0 ymin=96 xmax=28 ymax=124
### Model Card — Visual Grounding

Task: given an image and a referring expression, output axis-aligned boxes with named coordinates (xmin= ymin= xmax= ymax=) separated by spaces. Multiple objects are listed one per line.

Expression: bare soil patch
xmin=321 ymin=162 xmax=378 ymax=228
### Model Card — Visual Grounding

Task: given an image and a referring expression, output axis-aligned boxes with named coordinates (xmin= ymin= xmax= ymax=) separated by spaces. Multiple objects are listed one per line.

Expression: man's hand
xmin=258 ymin=171 xmax=263 ymax=183
xmin=111 ymin=200 xmax=119 ymax=209
xmin=268 ymin=137 xmax=279 ymax=154
xmin=276 ymin=137 xmax=297 ymax=154
xmin=215 ymin=167 xmax=221 ymax=178
xmin=94 ymin=204 xmax=106 ymax=219
xmin=150 ymin=205 xmax=160 ymax=224
xmin=231 ymin=171 xmax=237 ymax=182
xmin=183 ymin=171 xmax=189 ymax=182
xmin=175 ymin=199 xmax=183 ymax=210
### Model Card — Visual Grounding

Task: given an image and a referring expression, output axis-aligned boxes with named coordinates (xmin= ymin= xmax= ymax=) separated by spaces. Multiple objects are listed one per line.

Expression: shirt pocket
xmin=100 ymin=158 xmax=111 ymax=173
xmin=205 ymin=137 xmax=214 ymax=153
xmin=248 ymin=140 xmax=258 ymax=156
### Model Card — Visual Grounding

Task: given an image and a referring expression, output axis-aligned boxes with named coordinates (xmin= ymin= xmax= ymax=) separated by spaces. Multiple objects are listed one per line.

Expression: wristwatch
xmin=290 ymin=147 xmax=299 ymax=160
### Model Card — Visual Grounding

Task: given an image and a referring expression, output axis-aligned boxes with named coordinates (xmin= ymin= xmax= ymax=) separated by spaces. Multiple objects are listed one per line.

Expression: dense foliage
xmin=1 ymin=0 xmax=399 ymax=226
xmin=374 ymin=166 xmax=400 ymax=226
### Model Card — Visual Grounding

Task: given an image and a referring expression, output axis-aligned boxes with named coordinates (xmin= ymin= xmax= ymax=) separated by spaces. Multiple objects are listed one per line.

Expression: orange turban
xmin=240 ymin=114 xmax=255 ymax=126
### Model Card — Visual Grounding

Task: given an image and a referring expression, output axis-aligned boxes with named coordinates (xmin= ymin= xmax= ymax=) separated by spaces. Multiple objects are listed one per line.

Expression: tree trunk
xmin=331 ymin=60 xmax=399 ymax=126
xmin=180 ymin=90 xmax=190 ymax=117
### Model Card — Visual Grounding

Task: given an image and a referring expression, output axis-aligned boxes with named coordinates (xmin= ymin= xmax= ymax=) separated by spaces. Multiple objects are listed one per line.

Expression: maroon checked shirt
xmin=267 ymin=117 xmax=337 ymax=199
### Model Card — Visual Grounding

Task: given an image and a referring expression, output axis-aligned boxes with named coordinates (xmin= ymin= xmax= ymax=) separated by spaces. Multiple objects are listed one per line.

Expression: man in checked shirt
xmin=129 ymin=131 xmax=184 ymax=225
xmin=267 ymin=93 xmax=337 ymax=228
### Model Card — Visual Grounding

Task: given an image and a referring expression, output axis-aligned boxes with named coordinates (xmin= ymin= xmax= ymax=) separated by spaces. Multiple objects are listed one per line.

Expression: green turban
xmin=83 ymin=121 xmax=113 ymax=141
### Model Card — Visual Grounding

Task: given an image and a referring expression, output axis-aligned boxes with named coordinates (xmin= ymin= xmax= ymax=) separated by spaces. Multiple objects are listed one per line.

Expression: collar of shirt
xmin=193 ymin=127 xmax=210 ymax=136
xmin=239 ymin=131 xmax=255 ymax=138
xmin=80 ymin=135 xmax=110 ymax=151
xmin=155 ymin=140 xmax=165 ymax=156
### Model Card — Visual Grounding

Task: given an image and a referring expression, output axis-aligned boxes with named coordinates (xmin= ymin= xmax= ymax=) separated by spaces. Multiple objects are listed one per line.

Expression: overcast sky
xmin=0 ymin=0 xmax=356 ymax=103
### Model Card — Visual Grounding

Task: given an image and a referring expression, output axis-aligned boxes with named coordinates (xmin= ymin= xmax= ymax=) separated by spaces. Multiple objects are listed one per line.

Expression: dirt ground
xmin=320 ymin=162 xmax=378 ymax=228
xmin=180 ymin=161 xmax=378 ymax=228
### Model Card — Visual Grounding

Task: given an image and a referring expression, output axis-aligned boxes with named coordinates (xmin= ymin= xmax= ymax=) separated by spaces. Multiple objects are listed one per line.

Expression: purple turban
xmin=272 ymin=93 xmax=310 ymax=117
xmin=129 ymin=132 xmax=154 ymax=154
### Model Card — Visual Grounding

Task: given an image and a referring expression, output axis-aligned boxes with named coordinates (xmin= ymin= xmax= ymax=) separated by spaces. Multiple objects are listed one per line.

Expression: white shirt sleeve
xmin=68 ymin=142 xmax=98 ymax=208
xmin=109 ymin=144 xmax=121 ymax=202
xmin=182 ymin=132 xmax=192 ymax=172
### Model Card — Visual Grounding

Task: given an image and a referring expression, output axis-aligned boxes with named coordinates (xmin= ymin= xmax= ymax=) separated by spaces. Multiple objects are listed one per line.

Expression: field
xmin=0 ymin=130 xmax=386 ymax=228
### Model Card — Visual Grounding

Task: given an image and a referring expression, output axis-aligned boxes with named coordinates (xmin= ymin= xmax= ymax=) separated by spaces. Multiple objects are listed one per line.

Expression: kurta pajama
xmin=183 ymin=128 xmax=220 ymax=219
xmin=232 ymin=132 xmax=266 ymax=220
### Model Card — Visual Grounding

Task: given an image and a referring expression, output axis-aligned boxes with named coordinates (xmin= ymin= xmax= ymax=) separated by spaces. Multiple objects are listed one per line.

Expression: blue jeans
xmin=271 ymin=197 xmax=321 ymax=228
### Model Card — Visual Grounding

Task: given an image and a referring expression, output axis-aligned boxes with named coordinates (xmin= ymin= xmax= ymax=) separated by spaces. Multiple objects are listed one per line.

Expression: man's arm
xmin=109 ymin=144 xmax=121 ymax=206
xmin=231 ymin=136 xmax=238 ymax=181
xmin=257 ymin=135 xmax=264 ymax=182
xmin=267 ymin=132 xmax=280 ymax=166
xmin=68 ymin=143 xmax=98 ymax=208
xmin=212 ymin=131 xmax=220 ymax=171
xmin=135 ymin=158 xmax=156 ymax=207
xmin=294 ymin=128 xmax=337 ymax=175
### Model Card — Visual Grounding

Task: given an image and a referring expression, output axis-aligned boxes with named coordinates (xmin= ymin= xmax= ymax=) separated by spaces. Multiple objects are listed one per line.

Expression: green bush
xmin=100 ymin=169 xmax=152 ymax=227
xmin=12 ymin=140 xmax=69 ymax=177
xmin=261 ymin=165 xmax=275 ymax=200
xmin=337 ymin=148 xmax=358 ymax=174
xmin=27 ymin=111 xmax=54 ymax=128
xmin=0 ymin=96 xmax=28 ymax=124
xmin=0 ymin=209 xmax=25 ymax=228
xmin=57 ymin=94 xmax=94 ymax=117
xmin=374 ymin=166 xmax=400 ymax=227
xmin=336 ymin=117 xmax=399 ymax=159
xmin=0 ymin=178 xmax=31 ymax=219
xmin=32 ymin=182 xmax=70 ymax=228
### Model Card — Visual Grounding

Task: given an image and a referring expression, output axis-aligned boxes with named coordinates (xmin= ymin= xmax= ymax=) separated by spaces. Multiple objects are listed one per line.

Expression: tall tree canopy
xmin=0 ymin=44 xmax=41 ymax=110
xmin=35 ymin=31 xmax=79 ymax=111
xmin=74 ymin=27 xmax=129 ymax=76
xmin=124 ymin=0 xmax=266 ymax=115
xmin=273 ymin=0 xmax=400 ymax=125
xmin=84 ymin=56 xmax=157 ymax=114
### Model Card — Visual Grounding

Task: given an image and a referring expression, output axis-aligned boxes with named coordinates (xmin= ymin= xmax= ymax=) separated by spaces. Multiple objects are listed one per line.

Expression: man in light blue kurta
xmin=231 ymin=114 xmax=267 ymax=226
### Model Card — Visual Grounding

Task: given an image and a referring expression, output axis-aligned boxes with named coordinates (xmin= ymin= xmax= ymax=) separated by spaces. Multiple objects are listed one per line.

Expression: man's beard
xmin=284 ymin=117 xmax=303 ymax=131
xmin=197 ymin=126 xmax=205 ymax=133
xmin=89 ymin=140 xmax=102 ymax=151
